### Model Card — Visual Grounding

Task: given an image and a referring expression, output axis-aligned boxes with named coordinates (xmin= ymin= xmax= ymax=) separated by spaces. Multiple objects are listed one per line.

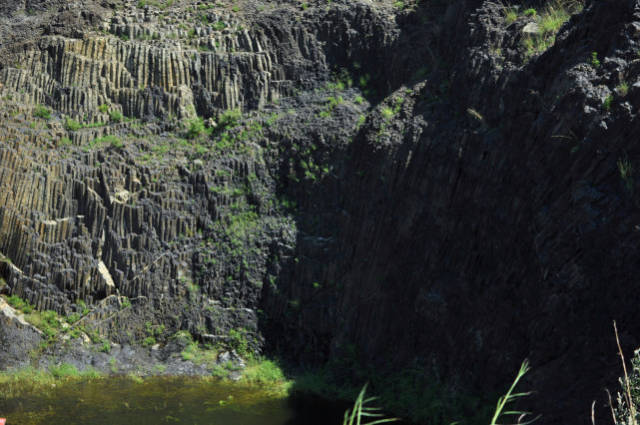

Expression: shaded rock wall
xmin=2 ymin=0 xmax=640 ymax=423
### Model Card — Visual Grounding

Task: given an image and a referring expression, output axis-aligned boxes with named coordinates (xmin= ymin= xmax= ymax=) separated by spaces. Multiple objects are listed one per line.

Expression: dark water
xmin=0 ymin=377 xmax=346 ymax=425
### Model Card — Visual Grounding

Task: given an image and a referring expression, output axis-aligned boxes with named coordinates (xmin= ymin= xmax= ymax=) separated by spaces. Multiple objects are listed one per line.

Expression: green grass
xmin=342 ymin=385 xmax=398 ymax=425
xmin=0 ymin=366 xmax=101 ymax=400
xmin=618 ymin=156 xmax=634 ymax=193
xmin=504 ymin=7 xmax=518 ymax=25
xmin=187 ymin=117 xmax=210 ymax=139
xmin=65 ymin=117 xmax=82 ymax=131
xmin=618 ymin=82 xmax=629 ymax=97
xmin=241 ymin=359 xmax=287 ymax=385
xmin=5 ymin=294 xmax=34 ymax=313
xmin=33 ymin=105 xmax=51 ymax=120
xmin=218 ymin=108 xmax=242 ymax=131
xmin=521 ymin=0 xmax=583 ymax=57
xmin=87 ymin=135 xmax=123 ymax=150
xmin=611 ymin=322 xmax=640 ymax=424
xmin=25 ymin=310 xmax=62 ymax=340
xmin=490 ymin=360 xmax=536 ymax=425
xmin=142 ymin=336 xmax=156 ymax=347
xmin=381 ymin=107 xmax=394 ymax=120
xmin=109 ymin=110 xmax=123 ymax=123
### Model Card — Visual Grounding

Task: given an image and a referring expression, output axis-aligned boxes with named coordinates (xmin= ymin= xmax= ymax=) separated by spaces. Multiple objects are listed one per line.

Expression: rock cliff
xmin=1 ymin=0 xmax=639 ymax=423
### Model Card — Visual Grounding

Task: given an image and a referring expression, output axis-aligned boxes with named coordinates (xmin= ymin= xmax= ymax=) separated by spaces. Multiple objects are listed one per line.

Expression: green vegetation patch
xmin=521 ymin=0 xmax=584 ymax=58
xmin=0 ymin=366 xmax=103 ymax=401
xmin=33 ymin=105 xmax=51 ymax=120
xmin=292 ymin=347 xmax=498 ymax=425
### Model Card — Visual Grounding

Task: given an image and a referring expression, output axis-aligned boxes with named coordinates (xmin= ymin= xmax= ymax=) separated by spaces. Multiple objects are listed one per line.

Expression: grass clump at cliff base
xmin=290 ymin=360 xmax=497 ymax=425
xmin=0 ymin=365 xmax=103 ymax=400
xmin=175 ymin=331 xmax=291 ymax=396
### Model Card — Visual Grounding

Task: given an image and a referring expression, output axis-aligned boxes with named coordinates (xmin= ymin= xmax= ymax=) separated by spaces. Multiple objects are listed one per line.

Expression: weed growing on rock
xmin=490 ymin=360 xmax=537 ymax=425
xmin=143 ymin=336 xmax=157 ymax=347
xmin=87 ymin=135 xmax=123 ymax=150
xmin=33 ymin=105 xmax=51 ymax=120
xmin=109 ymin=109 xmax=123 ymax=123
xmin=342 ymin=384 xmax=398 ymax=425
xmin=6 ymin=294 xmax=34 ymax=313
xmin=503 ymin=6 xmax=518 ymax=25
xmin=603 ymin=94 xmax=614 ymax=111
xmin=522 ymin=0 xmax=583 ymax=58
xmin=609 ymin=322 xmax=640 ymax=425
xmin=218 ymin=108 xmax=242 ymax=131
xmin=618 ymin=156 xmax=634 ymax=193
xmin=618 ymin=82 xmax=629 ymax=97
xmin=59 ymin=136 xmax=72 ymax=147
xmin=187 ymin=117 xmax=206 ymax=139
xmin=65 ymin=117 xmax=82 ymax=131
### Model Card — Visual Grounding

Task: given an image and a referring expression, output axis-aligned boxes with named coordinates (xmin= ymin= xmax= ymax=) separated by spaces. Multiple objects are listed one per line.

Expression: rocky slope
xmin=1 ymin=0 xmax=639 ymax=423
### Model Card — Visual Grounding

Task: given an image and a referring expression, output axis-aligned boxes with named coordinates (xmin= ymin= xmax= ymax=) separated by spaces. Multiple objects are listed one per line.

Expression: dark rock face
xmin=1 ymin=0 xmax=640 ymax=422
xmin=0 ymin=298 xmax=43 ymax=368
xmin=264 ymin=0 xmax=640 ymax=422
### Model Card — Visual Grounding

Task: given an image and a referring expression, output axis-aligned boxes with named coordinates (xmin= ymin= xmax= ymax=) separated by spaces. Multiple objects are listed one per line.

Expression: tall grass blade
xmin=490 ymin=359 xmax=539 ymax=425
xmin=342 ymin=384 xmax=400 ymax=425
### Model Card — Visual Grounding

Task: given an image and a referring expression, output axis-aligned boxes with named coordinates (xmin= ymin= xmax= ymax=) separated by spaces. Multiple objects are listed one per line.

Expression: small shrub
xmin=522 ymin=1 xmax=583 ymax=58
xmin=591 ymin=51 xmax=600 ymax=68
xmin=59 ymin=137 xmax=73 ymax=147
xmin=26 ymin=310 xmax=61 ymax=340
xmin=603 ymin=94 xmax=614 ymax=111
xmin=242 ymin=359 xmax=287 ymax=384
xmin=187 ymin=117 xmax=206 ymax=139
xmin=91 ymin=135 xmax=123 ymax=149
xmin=142 ymin=336 xmax=156 ymax=347
xmin=218 ymin=108 xmax=242 ymax=130
xmin=65 ymin=312 xmax=81 ymax=324
xmin=33 ymin=105 xmax=51 ymax=120
xmin=77 ymin=300 xmax=89 ymax=315
xmin=381 ymin=106 xmax=395 ymax=120
xmin=228 ymin=328 xmax=249 ymax=357
xmin=6 ymin=295 xmax=33 ymax=313
xmin=618 ymin=82 xmax=629 ymax=97
xmin=98 ymin=104 xmax=109 ymax=113
xmin=612 ymin=322 xmax=640 ymax=424
xmin=504 ymin=7 xmax=518 ymax=25
xmin=64 ymin=118 xmax=82 ymax=131
xmin=618 ymin=156 xmax=634 ymax=193
xmin=109 ymin=110 xmax=123 ymax=122
xmin=49 ymin=363 xmax=80 ymax=378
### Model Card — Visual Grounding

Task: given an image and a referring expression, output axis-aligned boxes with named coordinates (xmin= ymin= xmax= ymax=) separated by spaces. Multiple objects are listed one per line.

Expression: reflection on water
xmin=0 ymin=377 xmax=346 ymax=425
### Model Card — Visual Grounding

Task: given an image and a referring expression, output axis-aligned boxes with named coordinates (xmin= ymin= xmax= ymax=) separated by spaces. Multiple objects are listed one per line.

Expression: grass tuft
xmin=490 ymin=360 xmax=538 ymax=425
xmin=342 ymin=384 xmax=399 ymax=425
xmin=521 ymin=0 xmax=583 ymax=58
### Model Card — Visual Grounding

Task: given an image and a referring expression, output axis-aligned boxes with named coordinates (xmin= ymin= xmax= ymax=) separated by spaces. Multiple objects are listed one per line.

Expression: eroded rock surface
xmin=1 ymin=0 xmax=639 ymax=423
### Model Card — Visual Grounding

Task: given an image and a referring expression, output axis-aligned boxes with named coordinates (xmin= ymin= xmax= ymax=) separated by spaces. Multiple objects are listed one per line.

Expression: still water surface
xmin=0 ymin=377 xmax=345 ymax=425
